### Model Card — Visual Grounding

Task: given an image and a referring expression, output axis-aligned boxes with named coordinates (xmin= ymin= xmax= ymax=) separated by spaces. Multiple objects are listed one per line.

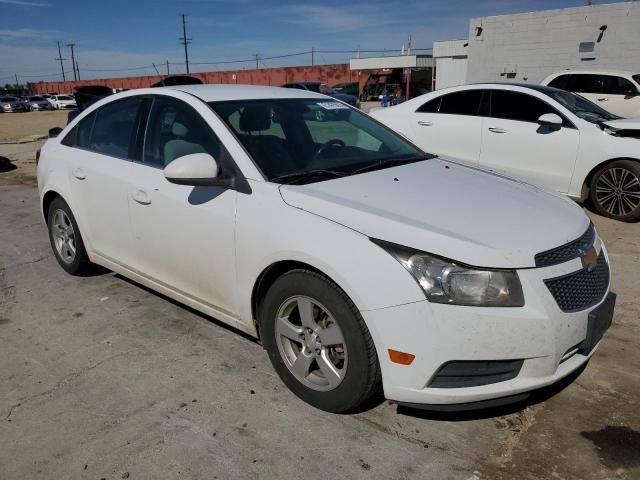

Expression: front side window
xmin=601 ymin=75 xmax=638 ymax=95
xmin=569 ymin=74 xmax=603 ymax=94
xmin=490 ymin=90 xmax=561 ymax=123
xmin=90 ymin=97 xmax=144 ymax=159
xmin=417 ymin=90 xmax=482 ymax=116
xmin=143 ymin=96 xmax=229 ymax=168
xmin=547 ymin=75 xmax=570 ymax=90
xmin=211 ymin=98 xmax=426 ymax=182
xmin=416 ymin=96 xmax=441 ymax=113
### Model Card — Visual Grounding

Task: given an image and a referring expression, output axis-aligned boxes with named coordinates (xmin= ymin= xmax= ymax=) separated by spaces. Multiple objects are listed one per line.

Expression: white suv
xmin=542 ymin=70 xmax=640 ymax=118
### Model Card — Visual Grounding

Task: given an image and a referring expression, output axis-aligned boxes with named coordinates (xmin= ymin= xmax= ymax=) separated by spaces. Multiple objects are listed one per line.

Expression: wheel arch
xmin=581 ymin=157 xmax=640 ymax=201
xmin=251 ymin=260 xmax=340 ymax=339
xmin=42 ymin=189 xmax=65 ymax=224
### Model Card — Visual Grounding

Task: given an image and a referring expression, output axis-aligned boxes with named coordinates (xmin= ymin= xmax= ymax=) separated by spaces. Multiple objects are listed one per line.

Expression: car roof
xmin=545 ymin=69 xmax=638 ymax=78
xmin=165 ymin=84 xmax=326 ymax=102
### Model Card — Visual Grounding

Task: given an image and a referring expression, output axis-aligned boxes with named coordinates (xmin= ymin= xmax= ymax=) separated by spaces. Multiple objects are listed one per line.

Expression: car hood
xmin=279 ymin=158 xmax=588 ymax=268
xmin=603 ymin=118 xmax=640 ymax=130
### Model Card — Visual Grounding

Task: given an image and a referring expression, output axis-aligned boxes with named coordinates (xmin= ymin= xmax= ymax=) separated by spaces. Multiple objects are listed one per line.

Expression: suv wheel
xmin=260 ymin=269 xmax=381 ymax=412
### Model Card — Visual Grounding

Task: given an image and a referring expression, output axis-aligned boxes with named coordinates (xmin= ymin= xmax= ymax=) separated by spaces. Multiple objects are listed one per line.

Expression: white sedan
xmin=37 ymin=85 xmax=614 ymax=412
xmin=50 ymin=94 xmax=77 ymax=110
xmin=370 ymin=83 xmax=640 ymax=222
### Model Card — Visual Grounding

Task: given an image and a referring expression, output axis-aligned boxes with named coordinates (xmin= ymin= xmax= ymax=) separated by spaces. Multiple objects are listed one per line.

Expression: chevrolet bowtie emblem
xmin=581 ymin=247 xmax=598 ymax=272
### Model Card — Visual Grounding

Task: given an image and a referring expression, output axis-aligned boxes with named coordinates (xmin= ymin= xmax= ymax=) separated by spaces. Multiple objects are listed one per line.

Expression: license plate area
xmin=578 ymin=292 xmax=616 ymax=354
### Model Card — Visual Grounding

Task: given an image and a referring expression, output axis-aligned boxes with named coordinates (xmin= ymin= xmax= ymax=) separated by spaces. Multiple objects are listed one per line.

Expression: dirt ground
xmin=0 ymin=112 xmax=638 ymax=480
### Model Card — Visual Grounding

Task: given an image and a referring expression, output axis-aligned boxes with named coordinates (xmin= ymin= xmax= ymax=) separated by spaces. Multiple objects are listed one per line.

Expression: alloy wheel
xmin=51 ymin=209 xmax=76 ymax=263
xmin=275 ymin=296 xmax=347 ymax=391
xmin=595 ymin=167 xmax=640 ymax=217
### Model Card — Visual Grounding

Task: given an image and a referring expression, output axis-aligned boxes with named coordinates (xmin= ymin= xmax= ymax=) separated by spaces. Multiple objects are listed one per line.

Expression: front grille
xmin=428 ymin=359 xmax=524 ymax=388
xmin=535 ymin=224 xmax=595 ymax=268
xmin=544 ymin=252 xmax=609 ymax=312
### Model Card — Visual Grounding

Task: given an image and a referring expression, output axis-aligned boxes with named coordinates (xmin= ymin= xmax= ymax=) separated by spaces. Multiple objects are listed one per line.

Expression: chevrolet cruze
xmin=37 ymin=85 xmax=615 ymax=412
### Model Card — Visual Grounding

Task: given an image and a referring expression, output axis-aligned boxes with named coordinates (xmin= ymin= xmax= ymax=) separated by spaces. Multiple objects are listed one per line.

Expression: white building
xmin=434 ymin=2 xmax=640 ymax=89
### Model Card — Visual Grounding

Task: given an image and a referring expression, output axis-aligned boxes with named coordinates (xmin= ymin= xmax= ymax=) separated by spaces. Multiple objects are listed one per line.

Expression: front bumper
xmin=362 ymin=246 xmax=613 ymax=407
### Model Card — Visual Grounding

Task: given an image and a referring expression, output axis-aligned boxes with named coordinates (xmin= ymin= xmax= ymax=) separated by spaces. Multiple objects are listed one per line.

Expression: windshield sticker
xmin=317 ymin=101 xmax=349 ymax=110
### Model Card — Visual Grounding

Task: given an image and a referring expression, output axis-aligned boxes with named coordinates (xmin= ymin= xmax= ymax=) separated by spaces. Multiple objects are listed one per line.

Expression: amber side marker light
xmin=388 ymin=349 xmax=415 ymax=365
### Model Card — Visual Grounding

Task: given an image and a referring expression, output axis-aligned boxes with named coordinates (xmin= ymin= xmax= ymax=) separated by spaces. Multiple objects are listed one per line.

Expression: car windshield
xmin=58 ymin=95 xmax=73 ymax=100
xmin=544 ymin=89 xmax=619 ymax=123
xmin=29 ymin=96 xmax=42 ymax=101
xmin=210 ymin=98 xmax=429 ymax=183
xmin=1 ymin=97 xmax=16 ymax=102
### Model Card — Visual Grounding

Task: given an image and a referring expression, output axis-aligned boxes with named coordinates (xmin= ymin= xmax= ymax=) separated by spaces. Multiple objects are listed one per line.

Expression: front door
xmin=127 ymin=95 xmax=239 ymax=317
xmin=479 ymin=90 xmax=579 ymax=194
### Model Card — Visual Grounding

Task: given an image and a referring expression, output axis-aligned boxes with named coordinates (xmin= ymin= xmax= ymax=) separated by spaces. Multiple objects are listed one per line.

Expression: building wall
xmin=466 ymin=2 xmax=640 ymax=84
xmin=433 ymin=40 xmax=469 ymax=89
xmin=32 ymin=64 xmax=356 ymax=94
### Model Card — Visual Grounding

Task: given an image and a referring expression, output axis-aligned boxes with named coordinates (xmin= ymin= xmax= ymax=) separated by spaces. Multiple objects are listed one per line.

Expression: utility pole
xmin=56 ymin=41 xmax=66 ymax=81
xmin=76 ymin=60 xmax=81 ymax=80
xmin=253 ymin=53 xmax=260 ymax=69
xmin=152 ymin=63 xmax=160 ymax=76
xmin=179 ymin=14 xmax=191 ymax=74
xmin=67 ymin=43 xmax=77 ymax=80
xmin=14 ymin=74 xmax=19 ymax=90
xmin=166 ymin=60 xmax=170 ymax=75
xmin=311 ymin=47 xmax=314 ymax=66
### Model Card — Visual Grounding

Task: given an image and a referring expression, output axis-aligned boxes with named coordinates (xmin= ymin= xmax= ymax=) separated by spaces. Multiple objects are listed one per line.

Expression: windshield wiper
xmin=349 ymin=155 xmax=431 ymax=176
xmin=271 ymin=169 xmax=348 ymax=185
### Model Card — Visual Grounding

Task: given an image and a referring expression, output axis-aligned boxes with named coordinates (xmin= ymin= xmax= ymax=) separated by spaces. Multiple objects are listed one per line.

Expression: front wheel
xmin=260 ymin=270 xmax=381 ymax=412
xmin=590 ymin=160 xmax=640 ymax=222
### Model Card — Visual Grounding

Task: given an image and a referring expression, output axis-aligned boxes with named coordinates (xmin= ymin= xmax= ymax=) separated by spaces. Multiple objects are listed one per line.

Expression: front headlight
xmin=372 ymin=239 xmax=524 ymax=307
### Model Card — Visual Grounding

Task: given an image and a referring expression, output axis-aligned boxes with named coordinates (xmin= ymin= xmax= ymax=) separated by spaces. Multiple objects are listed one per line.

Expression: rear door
xmin=409 ymin=89 xmax=485 ymax=163
xmin=62 ymin=96 xmax=145 ymax=265
xmin=479 ymin=89 xmax=579 ymax=193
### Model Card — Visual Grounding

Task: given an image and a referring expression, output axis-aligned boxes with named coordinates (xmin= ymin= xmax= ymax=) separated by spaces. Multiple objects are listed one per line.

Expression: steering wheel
xmin=310 ymin=138 xmax=346 ymax=164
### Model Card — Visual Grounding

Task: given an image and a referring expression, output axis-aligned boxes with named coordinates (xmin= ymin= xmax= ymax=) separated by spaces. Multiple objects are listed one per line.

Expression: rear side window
xmin=417 ymin=90 xmax=483 ymax=116
xmin=490 ymin=90 xmax=560 ymax=123
xmin=61 ymin=112 xmax=96 ymax=149
xmin=568 ymin=74 xmax=603 ymax=94
xmin=90 ymin=98 xmax=144 ymax=159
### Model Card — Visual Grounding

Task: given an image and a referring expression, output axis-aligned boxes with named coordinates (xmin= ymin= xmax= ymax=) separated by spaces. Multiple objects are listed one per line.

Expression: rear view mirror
xmin=164 ymin=153 xmax=221 ymax=186
xmin=49 ymin=127 xmax=62 ymax=138
xmin=537 ymin=113 xmax=563 ymax=129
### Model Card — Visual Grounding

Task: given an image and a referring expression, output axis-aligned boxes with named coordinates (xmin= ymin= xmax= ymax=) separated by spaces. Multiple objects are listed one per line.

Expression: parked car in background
xmin=27 ymin=95 xmax=54 ymax=111
xmin=370 ymin=83 xmax=640 ymax=221
xmin=282 ymin=81 xmax=360 ymax=108
xmin=38 ymin=84 xmax=613 ymax=413
xmin=50 ymin=94 xmax=77 ymax=110
xmin=0 ymin=96 xmax=27 ymax=112
xmin=542 ymin=70 xmax=640 ymax=118
xmin=332 ymin=82 xmax=359 ymax=96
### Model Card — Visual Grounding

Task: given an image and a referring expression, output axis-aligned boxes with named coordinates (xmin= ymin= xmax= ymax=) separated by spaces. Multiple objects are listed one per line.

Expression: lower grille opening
xmin=560 ymin=344 xmax=581 ymax=364
xmin=427 ymin=359 xmax=524 ymax=389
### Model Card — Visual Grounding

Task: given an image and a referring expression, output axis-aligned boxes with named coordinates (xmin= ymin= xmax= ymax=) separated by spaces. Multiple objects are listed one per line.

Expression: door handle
xmin=131 ymin=189 xmax=151 ymax=205
xmin=72 ymin=168 xmax=86 ymax=180
xmin=417 ymin=120 xmax=433 ymax=126
xmin=488 ymin=127 xmax=507 ymax=134
xmin=597 ymin=98 xmax=608 ymax=102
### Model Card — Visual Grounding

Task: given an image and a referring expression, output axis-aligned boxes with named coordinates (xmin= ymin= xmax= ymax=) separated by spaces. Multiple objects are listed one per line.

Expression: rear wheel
xmin=260 ymin=269 xmax=381 ymax=412
xmin=47 ymin=197 xmax=92 ymax=275
xmin=590 ymin=160 xmax=640 ymax=222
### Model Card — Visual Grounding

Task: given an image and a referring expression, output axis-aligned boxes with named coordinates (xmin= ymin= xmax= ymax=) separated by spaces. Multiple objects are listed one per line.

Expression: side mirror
xmin=164 ymin=153 xmax=222 ymax=187
xmin=49 ymin=127 xmax=63 ymax=138
xmin=537 ymin=113 xmax=563 ymax=129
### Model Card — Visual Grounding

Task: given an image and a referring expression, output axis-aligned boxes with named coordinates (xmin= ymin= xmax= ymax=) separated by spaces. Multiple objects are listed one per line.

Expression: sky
xmin=0 ymin=0 xmax=628 ymax=84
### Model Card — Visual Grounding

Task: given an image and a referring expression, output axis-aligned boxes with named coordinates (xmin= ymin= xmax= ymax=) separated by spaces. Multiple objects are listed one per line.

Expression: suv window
xmin=143 ymin=96 xmax=229 ymax=168
xmin=417 ymin=90 xmax=482 ymax=116
xmin=490 ymin=90 xmax=561 ymax=123
xmin=61 ymin=112 xmax=96 ymax=149
xmin=601 ymin=75 xmax=638 ymax=95
xmin=90 ymin=97 xmax=144 ymax=159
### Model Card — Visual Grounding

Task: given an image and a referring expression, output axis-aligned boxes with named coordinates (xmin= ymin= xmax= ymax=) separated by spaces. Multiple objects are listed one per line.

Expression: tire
xmin=590 ymin=160 xmax=640 ymax=222
xmin=260 ymin=269 xmax=381 ymax=413
xmin=47 ymin=196 xmax=93 ymax=275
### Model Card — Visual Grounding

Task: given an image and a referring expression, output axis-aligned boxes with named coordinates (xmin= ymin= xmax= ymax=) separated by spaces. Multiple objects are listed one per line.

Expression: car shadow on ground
xmin=0 ymin=156 xmax=17 ymax=173
xmin=396 ymin=362 xmax=588 ymax=421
